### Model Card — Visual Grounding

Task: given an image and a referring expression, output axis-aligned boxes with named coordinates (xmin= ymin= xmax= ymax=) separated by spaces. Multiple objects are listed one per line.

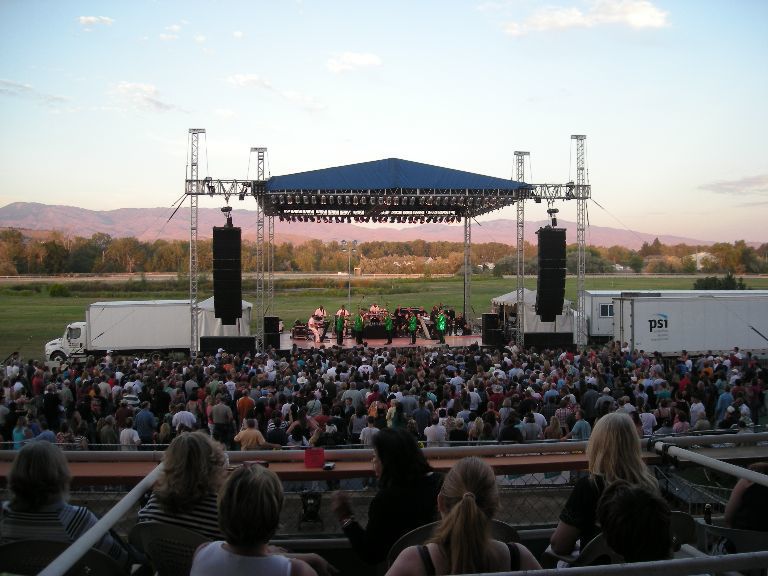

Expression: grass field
xmin=3 ymin=274 xmax=768 ymax=363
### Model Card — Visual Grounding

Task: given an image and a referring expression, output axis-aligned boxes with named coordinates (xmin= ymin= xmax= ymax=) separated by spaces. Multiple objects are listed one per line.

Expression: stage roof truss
xmin=186 ymin=180 xmax=590 ymax=219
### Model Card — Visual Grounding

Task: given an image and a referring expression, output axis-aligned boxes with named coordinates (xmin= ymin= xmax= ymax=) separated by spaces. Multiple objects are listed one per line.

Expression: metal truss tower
xmin=514 ymin=151 xmax=529 ymax=348
xmin=188 ymin=128 xmax=205 ymax=356
xmin=572 ymin=135 xmax=588 ymax=347
xmin=251 ymin=147 xmax=268 ymax=350
xmin=463 ymin=205 xmax=471 ymax=326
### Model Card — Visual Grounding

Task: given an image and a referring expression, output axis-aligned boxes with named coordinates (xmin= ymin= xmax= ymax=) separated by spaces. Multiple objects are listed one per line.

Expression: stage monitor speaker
xmin=482 ymin=313 xmax=500 ymax=343
xmin=199 ymin=336 xmax=255 ymax=356
xmin=536 ymin=227 xmax=567 ymax=322
xmin=213 ymin=226 xmax=242 ymax=325
xmin=264 ymin=316 xmax=280 ymax=333
xmin=484 ymin=328 xmax=504 ymax=348
xmin=264 ymin=332 xmax=281 ymax=349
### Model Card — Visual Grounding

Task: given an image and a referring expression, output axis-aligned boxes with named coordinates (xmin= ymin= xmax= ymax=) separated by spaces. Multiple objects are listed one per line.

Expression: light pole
xmin=340 ymin=240 xmax=357 ymax=312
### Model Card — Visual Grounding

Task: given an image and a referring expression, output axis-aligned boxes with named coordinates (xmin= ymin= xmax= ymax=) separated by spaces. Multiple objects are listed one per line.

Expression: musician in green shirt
xmin=436 ymin=309 xmax=447 ymax=344
xmin=408 ymin=312 xmax=418 ymax=345
xmin=384 ymin=311 xmax=393 ymax=344
xmin=354 ymin=309 xmax=364 ymax=345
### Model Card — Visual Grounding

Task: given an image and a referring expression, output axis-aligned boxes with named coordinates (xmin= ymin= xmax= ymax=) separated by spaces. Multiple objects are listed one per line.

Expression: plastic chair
xmin=541 ymin=532 xmax=624 ymax=568
xmin=695 ymin=518 xmax=768 ymax=576
xmin=129 ymin=521 xmax=211 ymax=576
xmin=0 ymin=539 xmax=127 ymax=575
xmin=386 ymin=519 xmax=520 ymax=567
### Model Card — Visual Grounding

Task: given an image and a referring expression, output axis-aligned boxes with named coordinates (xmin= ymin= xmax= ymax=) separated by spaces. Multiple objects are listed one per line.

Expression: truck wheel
xmin=50 ymin=352 xmax=67 ymax=362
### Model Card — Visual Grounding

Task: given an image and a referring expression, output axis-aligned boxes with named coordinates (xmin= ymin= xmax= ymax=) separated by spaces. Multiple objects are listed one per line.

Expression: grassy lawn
xmin=2 ymin=274 xmax=768 ymax=363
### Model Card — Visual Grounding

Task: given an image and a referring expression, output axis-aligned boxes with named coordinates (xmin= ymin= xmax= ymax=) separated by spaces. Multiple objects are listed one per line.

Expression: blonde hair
xmin=219 ymin=464 xmax=283 ymax=547
xmin=588 ymin=412 xmax=657 ymax=492
xmin=430 ymin=457 xmax=499 ymax=574
xmin=154 ymin=431 xmax=225 ymax=513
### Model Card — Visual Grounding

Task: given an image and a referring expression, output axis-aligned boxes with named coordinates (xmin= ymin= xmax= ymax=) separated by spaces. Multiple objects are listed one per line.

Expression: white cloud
xmin=504 ymin=0 xmax=669 ymax=36
xmin=232 ymin=30 xmax=244 ymax=39
xmin=700 ymin=175 xmax=768 ymax=196
xmin=228 ymin=73 xmax=273 ymax=89
xmin=114 ymin=81 xmax=177 ymax=112
xmin=78 ymin=16 xmax=114 ymax=28
xmin=194 ymin=35 xmax=206 ymax=44
xmin=0 ymin=79 xmax=68 ymax=106
xmin=159 ymin=33 xmax=179 ymax=41
xmin=326 ymin=52 xmax=382 ymax=74
xmin=166 ymin=24 xmax=182 ymax=32
xmin=214 ymin=108 xmax=236 ymax=119
xmin=227 ymin=73 xmax=324 ymax=111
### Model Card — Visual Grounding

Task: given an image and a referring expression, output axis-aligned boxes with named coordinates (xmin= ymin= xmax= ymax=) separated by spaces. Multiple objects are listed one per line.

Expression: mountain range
xmin=0 ymin=202 xmax=715 ymax=250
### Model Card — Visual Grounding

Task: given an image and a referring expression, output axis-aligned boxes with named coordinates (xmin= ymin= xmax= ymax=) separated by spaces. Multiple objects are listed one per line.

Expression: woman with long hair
xmin=138 ymin=431 xmax=226 ymax=539
xmin=386 ymin=457 xmax=540 ymax=575
xmin=549 ymin=411 xmax=658 ymax=555
xmin=332 ymin=428 xmax=442 ymax=565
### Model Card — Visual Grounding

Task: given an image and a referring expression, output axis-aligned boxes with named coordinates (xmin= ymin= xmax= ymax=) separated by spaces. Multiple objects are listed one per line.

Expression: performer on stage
xmin=354 ymin=309 xmax=364 ymax=345
xmin=335 ymin=304 xmax=350 ymax=346
xmin=313 ymin=305 xmax=329 ymax=340
xmin=384 ymin=311 xmax=393 ymax=345
xmin=335 ymin=312 xmax=346 ymax=346
xmin=307 ymin=315 xmax=322 ymax=344
xmin=369 ymin=302 xmax=382 ymax=314
xmin=408 ymin=311 xmax=418 ymax=345
xmin=436 ymin=308 xmax=447 ymax=344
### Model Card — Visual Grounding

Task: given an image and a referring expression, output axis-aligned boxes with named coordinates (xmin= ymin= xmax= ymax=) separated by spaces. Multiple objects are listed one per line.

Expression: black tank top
xmin=416 ymin=542 xmax=520 ymax=575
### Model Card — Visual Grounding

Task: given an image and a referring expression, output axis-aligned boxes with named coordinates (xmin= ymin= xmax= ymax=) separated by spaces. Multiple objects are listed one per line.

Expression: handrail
xmin=483 ymin=551 xmax=768 ymax=576
xmin=37 ymin=462 xmax=163 ymax=576
xmin=653 ymin=440 xmax=768 ymax=488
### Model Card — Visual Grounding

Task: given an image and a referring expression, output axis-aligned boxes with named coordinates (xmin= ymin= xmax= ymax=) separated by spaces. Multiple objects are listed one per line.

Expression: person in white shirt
xmin=424 ymin=417 xmax=447 ymax=447
xmin=689 ymin=395 xmax=706 ymax=426
xmin=313 ymin=306 xmax=329 ymax=340
xmin=307 ymin=315 xmax=322 ymax=344
xmin=119 ymin=417 xmax=141 ymax=450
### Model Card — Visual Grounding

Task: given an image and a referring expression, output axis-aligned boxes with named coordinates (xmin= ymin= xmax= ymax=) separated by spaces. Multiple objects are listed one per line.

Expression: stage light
xmin=393 ymin=196 xmax=399 ymax=206
xmin=302 ymin=195 xmax=309 ymax=204
xmin=361 ymin=196 xmax=367 ymax=205
xmin=321 ymin=195 xmax=326 ymax=205
xmin=311 ymin=195 xmax=317 ymax=205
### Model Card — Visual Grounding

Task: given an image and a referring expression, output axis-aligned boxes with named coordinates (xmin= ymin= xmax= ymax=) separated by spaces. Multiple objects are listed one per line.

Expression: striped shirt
xmin=137 ymin=492 xmax=222 ymax=540
xmin=0 ymin=500 xmax=128 ymax=566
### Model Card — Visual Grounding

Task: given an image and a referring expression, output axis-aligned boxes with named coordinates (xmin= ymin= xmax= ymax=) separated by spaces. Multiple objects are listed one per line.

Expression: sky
xmin=0 ymin=0 xmax=766 ymax=243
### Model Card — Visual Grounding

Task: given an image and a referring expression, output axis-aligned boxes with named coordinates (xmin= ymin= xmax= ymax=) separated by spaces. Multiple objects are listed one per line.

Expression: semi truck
xmin=612 ymin=293 xmax=768 ymax=356
xmin=44 ymin=297 xmax=252 ymax=361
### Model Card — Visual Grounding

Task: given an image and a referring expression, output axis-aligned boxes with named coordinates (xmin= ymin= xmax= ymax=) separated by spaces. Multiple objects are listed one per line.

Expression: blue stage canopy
xmin=266 ymin=158 xmax=528 ymax=192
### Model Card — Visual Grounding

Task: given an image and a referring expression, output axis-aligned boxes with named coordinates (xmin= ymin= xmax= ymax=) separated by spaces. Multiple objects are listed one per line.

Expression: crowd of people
xmin=0 ymin=340 xmax=766 ymax=573
xmin=0 ymin=340 xmax=765 ymax=452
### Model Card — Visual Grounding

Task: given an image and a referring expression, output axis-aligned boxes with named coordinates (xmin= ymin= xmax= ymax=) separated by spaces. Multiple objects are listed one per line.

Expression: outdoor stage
xmin=280 ymin=332 xmax=482 ymax=351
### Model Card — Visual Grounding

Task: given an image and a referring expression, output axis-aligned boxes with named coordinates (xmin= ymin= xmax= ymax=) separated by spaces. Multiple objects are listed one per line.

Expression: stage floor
xmin=280 ymin=332 xmax=482 ymax=351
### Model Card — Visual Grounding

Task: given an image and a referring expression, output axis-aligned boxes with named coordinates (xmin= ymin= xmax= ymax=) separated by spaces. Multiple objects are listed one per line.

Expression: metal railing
xmin=16 ymin=433 xmax=768 ymax=576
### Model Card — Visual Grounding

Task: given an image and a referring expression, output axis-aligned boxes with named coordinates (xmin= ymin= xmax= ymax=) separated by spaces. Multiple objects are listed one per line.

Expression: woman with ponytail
xmin=386 ymin=457 xmax=540 ymax=575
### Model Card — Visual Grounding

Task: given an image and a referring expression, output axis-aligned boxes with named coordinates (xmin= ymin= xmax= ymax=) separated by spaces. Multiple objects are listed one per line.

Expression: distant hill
xmin=0 ymin=201 xmax=715 ymax=249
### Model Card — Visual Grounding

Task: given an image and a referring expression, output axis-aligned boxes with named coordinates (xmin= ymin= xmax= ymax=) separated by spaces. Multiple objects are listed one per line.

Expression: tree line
xmin=0 ymin=228 xmax=766 ymax=276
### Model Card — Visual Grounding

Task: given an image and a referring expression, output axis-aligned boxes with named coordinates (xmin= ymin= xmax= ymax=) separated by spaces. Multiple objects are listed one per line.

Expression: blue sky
xmin=1 ymin=0 xmax=766 ymax=242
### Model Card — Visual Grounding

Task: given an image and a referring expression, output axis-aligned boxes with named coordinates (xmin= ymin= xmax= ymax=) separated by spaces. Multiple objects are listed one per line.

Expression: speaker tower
xmin=536 ymin=227 xmax=566 ymax=323
xmin=212 ymin=221 xmax=242 ymax=326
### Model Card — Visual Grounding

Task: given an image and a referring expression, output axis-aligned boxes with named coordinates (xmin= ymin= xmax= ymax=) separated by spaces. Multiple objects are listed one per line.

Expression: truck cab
xmin=45 ymin=321 xmax=88 ymax=361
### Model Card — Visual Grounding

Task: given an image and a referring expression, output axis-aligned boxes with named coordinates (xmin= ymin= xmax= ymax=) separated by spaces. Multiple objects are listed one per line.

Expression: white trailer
xmin=612 ymin=294 xmax=768 ymax=356
xmin=586 ymin=290 xmax=768 ymax=341
xmin=44 ymin=297 xmax=252 ymax=361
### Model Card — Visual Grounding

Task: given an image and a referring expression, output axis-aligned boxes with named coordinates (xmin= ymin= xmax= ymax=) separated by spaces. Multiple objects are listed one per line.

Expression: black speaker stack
xmin=536 ymin=227 xmax=566 ymax=322
xmin=212 ymin=225 xmax=242 ymax=325
xmin=199 ymin=336 xmax=255 ymax=356
xmin=264 ymin=316 xmax=280 ymax=349
xmin=482 ymin=312 xmax=504 ymax=348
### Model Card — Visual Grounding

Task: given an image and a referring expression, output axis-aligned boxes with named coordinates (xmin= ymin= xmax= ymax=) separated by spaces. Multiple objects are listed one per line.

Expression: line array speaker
xmin=536 ymin=227 xmax=566 ymax=323
xmin=482 ymin=313 xmax=501 ymax=345
xmin=213 ymin=226 xmax=242 ymax=325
